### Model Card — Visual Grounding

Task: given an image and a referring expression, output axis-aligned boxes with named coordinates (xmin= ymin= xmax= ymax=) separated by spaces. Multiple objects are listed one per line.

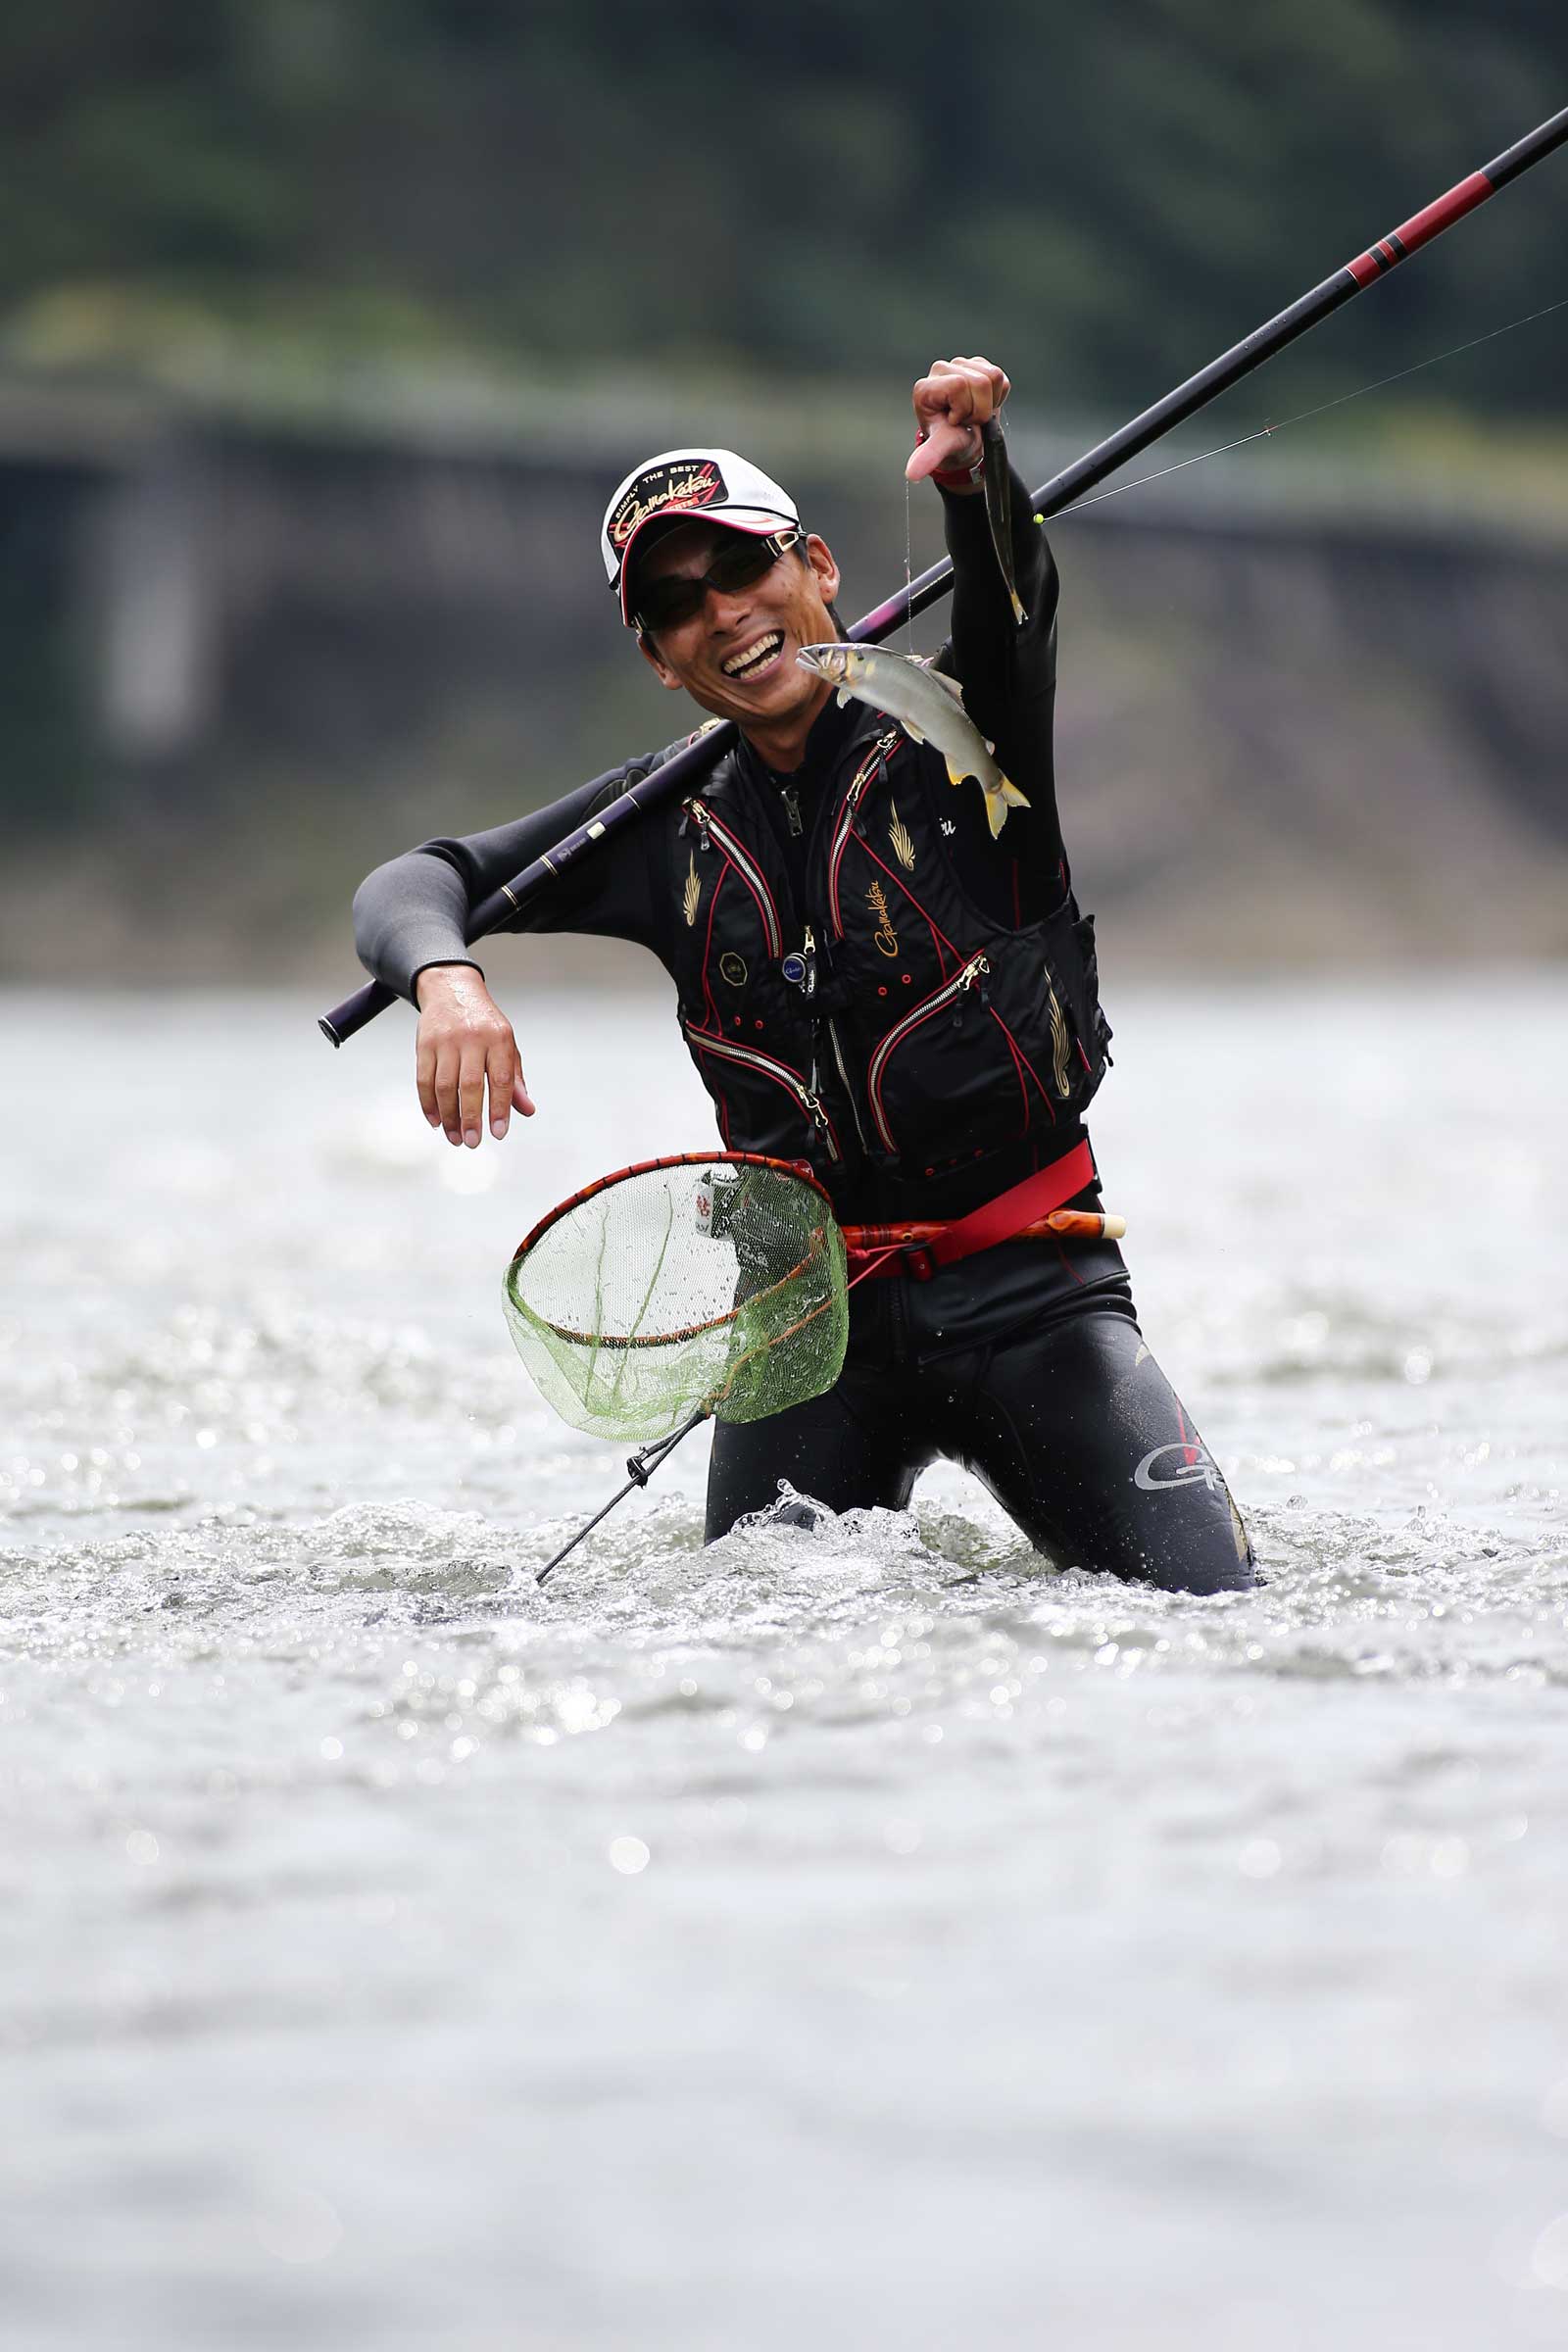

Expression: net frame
xmin=504 ymin=1152 xmax=846 ymax=1440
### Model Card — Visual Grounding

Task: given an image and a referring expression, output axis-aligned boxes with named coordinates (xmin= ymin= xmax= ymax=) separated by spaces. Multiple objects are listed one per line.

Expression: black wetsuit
xmin=354 ymin=477 xmax=1253 ymax=1593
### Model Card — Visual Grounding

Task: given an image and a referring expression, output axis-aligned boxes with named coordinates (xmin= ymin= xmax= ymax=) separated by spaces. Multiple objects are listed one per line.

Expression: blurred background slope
xmin=1 ymin=0 xmax=1564 ymax=976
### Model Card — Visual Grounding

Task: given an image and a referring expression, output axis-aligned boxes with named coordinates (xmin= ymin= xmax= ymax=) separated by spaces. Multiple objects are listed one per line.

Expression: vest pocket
xmin=681 ymin=1024 xmax=843 ymax=1162
xmin=865 ymin=953 xmax=1053 ymax=1161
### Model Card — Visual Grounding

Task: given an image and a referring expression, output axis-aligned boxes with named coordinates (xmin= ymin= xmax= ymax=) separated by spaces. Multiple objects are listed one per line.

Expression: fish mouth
xmin=795 ymin=643 xmax=845 ymax=681
xmin=721 ymin=630 xmax=785 ymax=681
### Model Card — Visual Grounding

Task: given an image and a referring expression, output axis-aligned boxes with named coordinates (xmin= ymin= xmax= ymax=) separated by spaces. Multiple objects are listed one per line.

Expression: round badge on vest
xmin=719 ymin=952 xmax=748 ymax=988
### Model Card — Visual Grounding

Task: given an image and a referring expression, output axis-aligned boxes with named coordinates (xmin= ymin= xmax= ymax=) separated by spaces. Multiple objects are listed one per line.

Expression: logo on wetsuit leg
xmin=1134 ymin=1442 xmax=1222 ymax=1494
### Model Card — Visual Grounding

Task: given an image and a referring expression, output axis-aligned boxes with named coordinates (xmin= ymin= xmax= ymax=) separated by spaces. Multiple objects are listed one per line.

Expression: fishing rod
xmin=319 ymin=101 xmax=1568 ymax=1049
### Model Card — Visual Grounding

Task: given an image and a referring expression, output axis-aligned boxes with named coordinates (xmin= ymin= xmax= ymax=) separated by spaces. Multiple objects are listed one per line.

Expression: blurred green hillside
xmin=2 ymin=6 xmax=1565 ymax=979
xmin=4 ymin=1 xmax=1565 ymax=415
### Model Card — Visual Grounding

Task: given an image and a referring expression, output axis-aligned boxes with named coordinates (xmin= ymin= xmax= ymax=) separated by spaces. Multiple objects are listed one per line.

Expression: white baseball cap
xmin=601 ymin=447 xmax=800 ymax=625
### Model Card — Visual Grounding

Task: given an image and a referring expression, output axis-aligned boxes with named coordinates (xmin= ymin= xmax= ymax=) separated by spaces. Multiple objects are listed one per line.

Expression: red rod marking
xmin=1346 ymin=170 xmax=1494 ymax=286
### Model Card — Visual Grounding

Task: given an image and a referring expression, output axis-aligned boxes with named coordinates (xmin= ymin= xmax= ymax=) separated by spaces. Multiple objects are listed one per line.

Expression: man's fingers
xmin=414 ymin=980 xmax=527 ymax=1148
xmin=909 ymin=358 xmax=1007 ymax=481
xmin=955 ymin=356 xmax=1010 ymax=416
xmin=906 ymin=418 xmax=977 ymax=482
xmin=434 ymin=1046 xmax=465 ymax=1144
xmin=911 ymin=358 xmax=1009 ymax=432
xmin=416 ymin=1042 xmax=440 ymax=1128
xmin=486 ymin=1037 xmax=519 ymax=1138
xmin=458 ymin=1045 xmax=489 ymax=1148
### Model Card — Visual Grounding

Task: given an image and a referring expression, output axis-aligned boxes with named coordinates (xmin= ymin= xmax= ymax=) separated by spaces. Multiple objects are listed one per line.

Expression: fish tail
xmin=1000 ymin=773 xmax=1030 ymax=808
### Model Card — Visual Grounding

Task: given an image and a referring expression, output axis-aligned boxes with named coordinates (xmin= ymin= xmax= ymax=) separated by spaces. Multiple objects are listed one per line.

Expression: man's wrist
xmin=415 ymin=960 xmax=485 ymax=1007
xmin=931 ymin=437 xmax=986 ymax=495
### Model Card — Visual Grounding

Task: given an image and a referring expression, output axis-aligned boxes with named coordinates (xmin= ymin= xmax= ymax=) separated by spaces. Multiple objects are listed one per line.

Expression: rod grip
xmin=318 ymin=976 xmax=397 ymax=1047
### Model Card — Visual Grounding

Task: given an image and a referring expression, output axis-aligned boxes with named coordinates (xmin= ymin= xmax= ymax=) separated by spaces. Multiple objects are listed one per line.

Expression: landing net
xmin=502 ymin=1153 xmax=849 ymax=1445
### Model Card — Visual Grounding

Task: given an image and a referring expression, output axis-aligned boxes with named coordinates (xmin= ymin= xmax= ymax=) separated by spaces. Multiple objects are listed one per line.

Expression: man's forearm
xmin=943 ymin=462 xmax=1064 ymax=850
xmin=944 ymin=463 xmax=1059 ymax=656
xmin=353 ymin=846 xmax=481 ymax=1004
xmin=352 ymin=759 xmax=672 ymax=1004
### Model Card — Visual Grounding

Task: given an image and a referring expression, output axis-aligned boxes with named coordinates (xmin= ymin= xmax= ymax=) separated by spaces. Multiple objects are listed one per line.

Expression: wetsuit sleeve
xmin=352 ymin=762 xmax=669 ymax=1004
xmin=941 ymin=466 xmax=1066 ymax=877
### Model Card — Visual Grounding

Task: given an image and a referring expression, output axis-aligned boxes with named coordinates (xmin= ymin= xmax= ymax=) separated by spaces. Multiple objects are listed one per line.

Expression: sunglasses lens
xmin=634 ymin=531 xmax=797 ymax=633
xmin=638 ymin=578 xmax=705 ymax=631
xmin=710 ymin=538 xmax=778 ymax=591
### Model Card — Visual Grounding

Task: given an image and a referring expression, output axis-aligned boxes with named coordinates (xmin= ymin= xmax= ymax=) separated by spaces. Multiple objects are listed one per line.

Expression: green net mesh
xmin=502 ymin=1158 xmax=849 ymax=1445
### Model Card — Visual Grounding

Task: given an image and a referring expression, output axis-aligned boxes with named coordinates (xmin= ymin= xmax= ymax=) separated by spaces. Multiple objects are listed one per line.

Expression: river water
xmin=3 ymin=976 xmax=1566 ymax=2350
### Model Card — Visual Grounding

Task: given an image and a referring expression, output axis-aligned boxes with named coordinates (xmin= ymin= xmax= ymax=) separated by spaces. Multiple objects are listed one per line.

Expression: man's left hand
xmin=906 ymin=356 xmax=1011 ymax=485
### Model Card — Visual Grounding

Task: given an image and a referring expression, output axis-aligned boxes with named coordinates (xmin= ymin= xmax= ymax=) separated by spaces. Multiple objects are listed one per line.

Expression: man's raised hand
xmin=906 ymin=355 xmax=1012 ymax=484
xmin=414 ymin=965 xmax=535 ymax=1147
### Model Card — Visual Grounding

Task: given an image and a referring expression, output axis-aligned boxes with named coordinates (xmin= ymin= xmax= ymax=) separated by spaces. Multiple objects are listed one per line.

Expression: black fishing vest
xmin=664 ymin=710 xmax=1111 ymax=1204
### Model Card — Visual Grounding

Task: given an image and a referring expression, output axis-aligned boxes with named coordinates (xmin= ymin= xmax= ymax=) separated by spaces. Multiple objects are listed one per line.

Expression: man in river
xmin=353 ymin=357 xmax=1254 ymax=1593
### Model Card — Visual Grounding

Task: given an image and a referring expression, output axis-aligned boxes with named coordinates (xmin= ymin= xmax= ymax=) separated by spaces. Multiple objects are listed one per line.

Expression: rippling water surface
xmin=3 ymin=978 xmax=1566 ymax=2350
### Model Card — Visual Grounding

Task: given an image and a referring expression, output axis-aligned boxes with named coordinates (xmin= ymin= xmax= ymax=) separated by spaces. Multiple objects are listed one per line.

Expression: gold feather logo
xmin=683 ymin=853 xmax=701 ymax=928
xmin=1047 ymin=982 xmax=1073 ymax=1098
xmin=888 ymin=802 xmax=916 ymax=873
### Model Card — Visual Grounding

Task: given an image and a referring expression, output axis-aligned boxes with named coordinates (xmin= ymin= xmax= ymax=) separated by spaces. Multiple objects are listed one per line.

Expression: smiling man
xmin=352 ymin=357 xmax=1254 ymax=1592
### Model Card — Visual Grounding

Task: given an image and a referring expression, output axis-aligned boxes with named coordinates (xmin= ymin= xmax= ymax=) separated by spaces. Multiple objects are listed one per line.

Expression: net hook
xmin=536 ymin=1405 xmax=710 ymax=1588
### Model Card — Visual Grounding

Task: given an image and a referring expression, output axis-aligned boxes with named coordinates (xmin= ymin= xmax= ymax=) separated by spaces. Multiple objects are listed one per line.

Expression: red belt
xmin=845 ymin=1139 xmax=1097 ymax=1283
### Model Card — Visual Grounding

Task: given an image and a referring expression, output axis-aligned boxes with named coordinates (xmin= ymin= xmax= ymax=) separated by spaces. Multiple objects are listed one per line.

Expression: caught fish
xmin=796 ymin=643 xmax=1031 ymax=840
xmin=979 ymin=415 xmax=1027 ymax=627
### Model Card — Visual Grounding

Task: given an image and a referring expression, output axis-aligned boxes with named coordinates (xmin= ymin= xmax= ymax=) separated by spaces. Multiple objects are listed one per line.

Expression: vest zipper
xmin=827 ymin=1014 xmax=871 ymax=1152
xmin=865 ymin=953 xmax=990 ymax=1153
xmin=688 ymin=800 xmax=784 ymax=960
xmin=780 ymin=785 xmax=803 ymax=838
xmin=827 ymin=731 xmax=900 ymax=937
xmin=683 ymin=1025 xmax=843 ymax=1162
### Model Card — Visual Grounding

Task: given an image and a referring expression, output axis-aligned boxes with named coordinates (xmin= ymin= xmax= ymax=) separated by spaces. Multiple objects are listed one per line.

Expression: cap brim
xmin=616 ymin=508 xmax=795 ymax=625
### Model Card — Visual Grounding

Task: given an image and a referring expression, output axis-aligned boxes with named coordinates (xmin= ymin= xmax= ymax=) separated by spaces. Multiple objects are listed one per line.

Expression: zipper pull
xmin=954 ymin=954 xmax=990 ymax=1026
xmin=691 ymin=801 xmax=713 ymax=853
xmin=780 ymin=785 xmax=803 ymax=838
xmin=803 ymin=924 xmax=817 ymax=1004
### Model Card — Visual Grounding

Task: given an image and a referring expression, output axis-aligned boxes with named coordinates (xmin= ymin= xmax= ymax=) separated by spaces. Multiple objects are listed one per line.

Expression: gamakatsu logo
xmin=609 ymin=460 xmax=725 ymax=550
xmin=1134 ymin=1443 xmax=1222 ymax=1494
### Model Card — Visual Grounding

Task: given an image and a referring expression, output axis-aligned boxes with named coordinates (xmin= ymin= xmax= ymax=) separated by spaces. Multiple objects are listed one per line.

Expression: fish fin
xmin=982 ymin=786 xmax=1008 ymax=840
xmin=1008 ymin=589 xmax=1027 ymax=627
xmin=1000 ymin=776 xmax=1031 ymax=808
xmin=902 ymin=719 xmax=926 ymax=746
xmin=928 ymin=669 xmax=966 ymax=704
xmin=836 ymin=687 xmax=853 ymax=709
xmin=943 ymin=757 xmax=977 ymax=790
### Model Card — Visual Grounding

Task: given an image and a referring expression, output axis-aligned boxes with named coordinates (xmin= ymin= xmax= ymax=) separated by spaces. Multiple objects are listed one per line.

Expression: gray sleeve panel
xmin=351 ymin=754 xmax=677 ymax=1004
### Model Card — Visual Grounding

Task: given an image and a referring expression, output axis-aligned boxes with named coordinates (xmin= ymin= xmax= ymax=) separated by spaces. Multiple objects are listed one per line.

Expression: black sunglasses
xmin=632 ymin=529 xmax=804 ymax=635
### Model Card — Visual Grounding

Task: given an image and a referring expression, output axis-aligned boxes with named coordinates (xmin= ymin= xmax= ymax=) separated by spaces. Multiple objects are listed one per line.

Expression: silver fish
xmin=796 ymin=643 xmax=1031 ymax=840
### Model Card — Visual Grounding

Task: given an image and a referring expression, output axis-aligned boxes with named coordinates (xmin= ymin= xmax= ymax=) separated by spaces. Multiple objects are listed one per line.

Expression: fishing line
xmin=905 ymin=469 xmax=916 ymax=653
xmin=1050 ymin=294 xmax=1568 ymax=519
